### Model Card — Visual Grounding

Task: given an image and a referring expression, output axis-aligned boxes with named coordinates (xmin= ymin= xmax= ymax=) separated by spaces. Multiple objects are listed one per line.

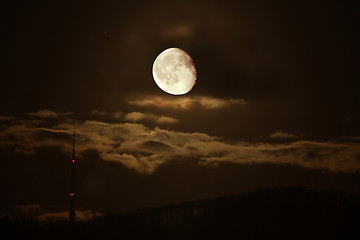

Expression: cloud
xmin=124 ymin=112 xmax=148 ymax=122
xmin=199 ymin=141 xmax=360 ymax=173
xmin=0 ymin=115 xmax=15 ymax=121
xmin=112 ymin=111 xmax=124 ymax=120
xmin=1 ymin=114 xmax=360 ymax=174
xmin=269 ymin=131 xmax=298 ymax=140
xmin=157 ymin=116 xmax=179 ymax=124
xmin=339 ymin=136 xmax=360 ymax=142
xmin=90 ymin=110 xmax=124 ymax=120
xmin=124 ymin=112 xmax=178 ymax=124
xmin=90 ymin=109 xmax=107 ymax=116
xmin=0 ymin=124 xmax=72 ymax=154
xmin=28 ymin=109 xmax=72 ymax=118
xmin=127 ymin=95 xmax=247 ymax=110
xmin=141 ymin=140 xmax=174 ymax=151
xmin=198 ymin=97 xmax=246 ymax=109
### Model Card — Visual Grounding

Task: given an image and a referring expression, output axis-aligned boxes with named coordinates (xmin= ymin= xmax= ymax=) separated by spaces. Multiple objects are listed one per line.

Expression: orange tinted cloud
xmin=269 ymin=131 xmax=298 ymax=140
xmin=1 ymin=115 xmax=360 ymax=174
xmin=90 ymin=109 xmax=107 ymax=116
xmin=124 ymin=112 xmax=178 ymax=124
xmin=127 ymin=95 xmax=247 ymax=110
xmin=28 ymin=109 xmax=72 ymax=118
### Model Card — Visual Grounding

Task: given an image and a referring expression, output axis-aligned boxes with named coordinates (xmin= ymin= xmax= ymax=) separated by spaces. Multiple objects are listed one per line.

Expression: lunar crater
xmin=152 ymin=48 xmax=196 ymax=95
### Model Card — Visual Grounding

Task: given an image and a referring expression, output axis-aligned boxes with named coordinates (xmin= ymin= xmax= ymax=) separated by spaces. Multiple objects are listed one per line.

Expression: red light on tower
xmin=69 ymin=131 xmax=76 ymax=224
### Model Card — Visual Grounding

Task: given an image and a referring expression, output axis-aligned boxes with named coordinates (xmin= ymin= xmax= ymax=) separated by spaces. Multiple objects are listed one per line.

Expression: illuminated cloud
xmin=89 ymin=109 xmax=126 ymax=120
xmin=124 ymin=112 xmax=178 ymax=124
xmin=199 ymin=141 xmax=360 ymax=173
xmin=269 ymin=131 xmax=298 ymax=140
xmin=339 ymin=136 xmax=360 ymax=142
xmin=90 ymin=109 xmax=107 ymax=116
xmin=124 ymin=112 xmax=148 ymax=122
xmin=127 ymin=95 xmax=247 ymax=110
xmin=0 ymin=124 xmax=72 ymax=154
xmin=157 ymin=116 xmax=179 ymax=124
xmin=112 ymin=111 xmax=124 ymax=120
xmin=1 ymin=114 xmax=360 ymax=174
xmin=28 ymin=109 xmax=72 ymax=118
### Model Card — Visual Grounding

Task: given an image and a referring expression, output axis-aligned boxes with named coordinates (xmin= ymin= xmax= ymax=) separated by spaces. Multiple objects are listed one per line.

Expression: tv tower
xmin=69 ymin=131 xmax=76 ymax=223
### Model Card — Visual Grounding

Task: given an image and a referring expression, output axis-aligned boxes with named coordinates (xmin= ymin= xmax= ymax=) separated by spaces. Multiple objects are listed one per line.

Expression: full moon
xmin=152 ymin=48 xmax=196 ymax=95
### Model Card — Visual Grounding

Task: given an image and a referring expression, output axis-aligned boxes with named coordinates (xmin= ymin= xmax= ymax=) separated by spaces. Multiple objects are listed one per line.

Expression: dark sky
xmin=1 ymin=0 xmax=359 ymax=220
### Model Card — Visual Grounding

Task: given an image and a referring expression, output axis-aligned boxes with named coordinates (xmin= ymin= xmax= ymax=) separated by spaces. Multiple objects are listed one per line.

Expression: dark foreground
xmin=2 ymin=187 xmax=359 ymax=240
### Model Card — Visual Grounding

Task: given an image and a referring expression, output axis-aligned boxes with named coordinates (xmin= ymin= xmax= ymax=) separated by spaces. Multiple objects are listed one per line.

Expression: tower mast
xmin=69 ymin=131 xmax=75 ymax=223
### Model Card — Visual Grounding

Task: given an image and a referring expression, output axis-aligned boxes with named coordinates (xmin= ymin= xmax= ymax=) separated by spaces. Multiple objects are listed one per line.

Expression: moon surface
xmin=152 ymin=48 xmax=196 ymax=95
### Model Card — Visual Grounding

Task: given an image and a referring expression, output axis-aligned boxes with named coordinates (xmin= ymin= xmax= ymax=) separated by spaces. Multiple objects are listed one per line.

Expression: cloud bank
xmin=127 ymin=95 xmax=247 ymax=110
xmin=1 ymin=114 xmax=359 ymax=174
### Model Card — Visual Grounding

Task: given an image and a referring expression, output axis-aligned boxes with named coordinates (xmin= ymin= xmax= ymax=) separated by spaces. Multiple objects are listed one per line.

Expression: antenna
xmin=69 ymin=131 xmax=76 ymax=223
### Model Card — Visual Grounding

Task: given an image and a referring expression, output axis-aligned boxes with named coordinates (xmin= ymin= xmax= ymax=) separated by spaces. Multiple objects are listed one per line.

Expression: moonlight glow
xmin=152 ymin=48 xmax=197 ymax=95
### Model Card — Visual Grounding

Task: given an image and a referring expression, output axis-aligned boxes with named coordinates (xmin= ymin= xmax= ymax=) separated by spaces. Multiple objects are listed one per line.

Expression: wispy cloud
xmin=112 ymin=111 xmax=124 ymax=120
xmin=127 ymin=95 xmax=247 ymax=110
xmin=124 ymin=112 xmax=151 ymax=122
xmin=199 ymin=141 xmax=360 ymax=172
xmin=90 ymin=109 xmax=107 ymax=116
xmin=157 ymin=116 xmax=179 ymax=124
xmin=124 ymin=112 xmax=178 ymax=124
xmin=28 ymin=109 xmax=72 ymax=118
xmin=1 ymin=116 xmax=359 ymax=174
xmin=0 ymin=124 xmax=72 ymax=154
xmin=339 ymin=136 xmax=360 ymax=142
xmin=269 ymin=131 xmax=298 ymax=140
xmin=89 ymin=109 xmax=124 ymax=119
xmin=87 ymin=110 xmax=178 ymax=124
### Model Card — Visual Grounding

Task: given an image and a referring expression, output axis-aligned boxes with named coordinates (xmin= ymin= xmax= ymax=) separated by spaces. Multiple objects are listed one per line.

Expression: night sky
xmin=1 ymin=0 xmax=359 ymax=221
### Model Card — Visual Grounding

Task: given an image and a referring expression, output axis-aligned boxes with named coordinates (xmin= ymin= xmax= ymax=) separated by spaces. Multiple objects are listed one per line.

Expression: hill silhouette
xmin=2 ymin=186 xmax=359 ymax=240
